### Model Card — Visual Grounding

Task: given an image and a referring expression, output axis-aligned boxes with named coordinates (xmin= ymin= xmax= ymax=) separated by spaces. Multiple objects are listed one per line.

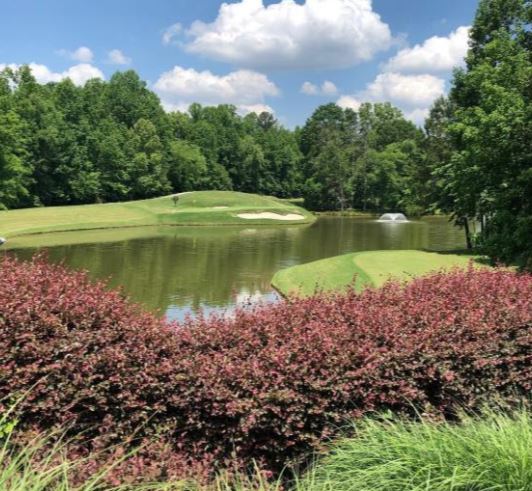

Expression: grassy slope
xmin=272 ymin=250 xmax=483 ymax=297
xmin=0 ymin=191 xmax=314 ymax=238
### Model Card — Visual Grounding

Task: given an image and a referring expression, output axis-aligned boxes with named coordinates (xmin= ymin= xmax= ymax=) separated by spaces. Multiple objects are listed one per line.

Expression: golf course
xmin=0 ymin=191 xmax=315 ymax=239
xmin=272 ymin=250 xmax=486 ymax=297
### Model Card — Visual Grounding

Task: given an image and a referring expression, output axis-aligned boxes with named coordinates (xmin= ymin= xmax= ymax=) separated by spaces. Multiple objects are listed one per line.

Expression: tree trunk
xmin=463 ymin=217 xmax=473 ymax=250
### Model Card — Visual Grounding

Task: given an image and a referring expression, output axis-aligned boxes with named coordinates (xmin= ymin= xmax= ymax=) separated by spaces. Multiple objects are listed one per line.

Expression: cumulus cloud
xmin=106 ymin=49 xmax=131 ymax=65
xmin=301 ymin=82 xmax=319 ymax=95
xmin=333 ymin=24 xmax=471 ymax=124
xmin=321 ymin=81 xmax=338 ymax=95
xmin=154 ymin=66 xmax=279 ymax=113
xmin=363 ymin=72 xmax=445 ymax=107
xmin=336 ymin=72 xmax=444 ymax=124
xmin=238 ymin=103 xmax=275 ymax=115
xmin=336 ymin=95 xmax=361 ymax=111
xmin=182 ymin=0 xmax=392 ymax=69
xmin=163 ymin=23 xmax=182 ymax=46
xmin=58 ymin=46 xmax=94 ymax=63
xmin=301 ymin=80 xmax=338 ymax=96
xmin=403 ymin=107 xmax=430 ymax=125
xmin=385 ymin=26 xmax=470 ymax=73
xmin=0 ymin=62 xmax=104 ymax=86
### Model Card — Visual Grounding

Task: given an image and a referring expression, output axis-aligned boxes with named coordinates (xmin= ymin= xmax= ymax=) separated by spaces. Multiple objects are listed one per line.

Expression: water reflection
xmin=5 ymin=217 xmax=465 ymax=320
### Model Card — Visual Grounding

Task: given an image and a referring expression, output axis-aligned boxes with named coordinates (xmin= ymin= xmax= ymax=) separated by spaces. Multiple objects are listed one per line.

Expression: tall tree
xmin=442 ymin=0 xmax=531 ymax=264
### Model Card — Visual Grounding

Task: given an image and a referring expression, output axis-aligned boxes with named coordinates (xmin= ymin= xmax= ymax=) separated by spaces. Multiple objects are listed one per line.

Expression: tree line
xmin=0 ymin=65 xmax=431 ymax=214
xmin=0 ymin=68 xmax=302 ymax=208
xmin=0 ymin=0 xmax=530 ymax=266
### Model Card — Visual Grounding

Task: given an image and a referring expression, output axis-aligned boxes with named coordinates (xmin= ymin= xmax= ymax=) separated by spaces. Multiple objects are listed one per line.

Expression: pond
xmin=5 ymin=216 xmax=465 ymax=321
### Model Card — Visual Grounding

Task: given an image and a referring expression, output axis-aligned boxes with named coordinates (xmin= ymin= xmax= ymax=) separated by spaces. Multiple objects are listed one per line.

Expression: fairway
xmin=0 ymin=191 xmax=315 ymax=239
xmin=272 ymin=250 xmax=485 ymax=297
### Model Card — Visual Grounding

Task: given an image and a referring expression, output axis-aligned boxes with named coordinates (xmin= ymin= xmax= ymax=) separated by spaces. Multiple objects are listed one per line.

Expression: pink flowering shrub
xmin=0 ymin=254 xmax=530 ymax=479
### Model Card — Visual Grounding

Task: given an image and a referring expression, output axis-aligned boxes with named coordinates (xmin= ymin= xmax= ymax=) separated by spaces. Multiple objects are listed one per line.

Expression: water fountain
xmin=377 ymin=213 xmax=408 ymax=223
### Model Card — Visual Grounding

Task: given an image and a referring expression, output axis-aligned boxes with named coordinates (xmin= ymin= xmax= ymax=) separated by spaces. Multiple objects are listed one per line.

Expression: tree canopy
xmin=430 ymin=0 xmax=531 ymax=267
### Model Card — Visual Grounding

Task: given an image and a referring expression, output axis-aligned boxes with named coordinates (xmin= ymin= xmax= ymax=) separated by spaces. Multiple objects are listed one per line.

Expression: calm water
xmin=6 ymin=217 xmax=465 ymax=321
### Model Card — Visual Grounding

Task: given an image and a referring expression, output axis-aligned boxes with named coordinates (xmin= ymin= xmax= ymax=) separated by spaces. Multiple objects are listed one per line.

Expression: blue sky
xmin=1 ymin=0 xmax=479 ymax=127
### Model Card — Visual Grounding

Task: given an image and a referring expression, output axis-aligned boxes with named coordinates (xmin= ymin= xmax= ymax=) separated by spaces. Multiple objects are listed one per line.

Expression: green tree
xmin=0 ymin=110 xmax=31 ymax=209
xmin=125 ymin=118 xmax=170 ymax=199
xmin=304 ymin=130 xmax=353 ymax=211
xmin=442 ymin=0 xmax=531 ymax=264
xmin=167 ymin=140 xmax=209 ymax=192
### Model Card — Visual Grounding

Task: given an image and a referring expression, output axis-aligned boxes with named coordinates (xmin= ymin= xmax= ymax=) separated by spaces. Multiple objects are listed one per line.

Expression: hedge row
xmin=0 ymin=255 xmax=530 ymax=481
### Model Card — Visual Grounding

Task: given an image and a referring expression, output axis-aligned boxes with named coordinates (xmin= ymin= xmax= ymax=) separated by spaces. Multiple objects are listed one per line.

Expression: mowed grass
xmin=272 ymin=250 xmax=484 ymax=297
xmin=0 ymin=191 xmax=315 ymax=239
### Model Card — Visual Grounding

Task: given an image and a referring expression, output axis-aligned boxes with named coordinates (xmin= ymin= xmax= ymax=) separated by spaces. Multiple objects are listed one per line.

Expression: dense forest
xmin=0 ymin=0 xmax=530 ymax=267
xmin=0 ymin=67 xmax=425 ymax=213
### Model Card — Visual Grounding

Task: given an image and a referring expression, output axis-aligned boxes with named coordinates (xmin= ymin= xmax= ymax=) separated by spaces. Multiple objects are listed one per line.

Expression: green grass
xmin=272 ymin=250 xmax=485 ymax=297
xmin=300 ymin=409 xmax=532 ymax=491
xmin=3 ymin=409 xmax=529 ymax=490
xmin=0 ymin=191 xmax=315 ymax=239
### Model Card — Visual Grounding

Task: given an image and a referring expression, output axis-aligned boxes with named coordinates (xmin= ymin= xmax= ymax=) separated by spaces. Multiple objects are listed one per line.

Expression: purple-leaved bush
xmin=0 ymin=254 xmax=530 ymax=482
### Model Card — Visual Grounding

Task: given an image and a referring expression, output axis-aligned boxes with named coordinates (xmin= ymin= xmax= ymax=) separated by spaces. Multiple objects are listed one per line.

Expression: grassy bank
xmin=2 ymin=409 xmax=529 ymax=490
xmin=0 ymin=191 xmax=315 ymax=239
xmin=272 ymin=250 xmax=485 ymax=296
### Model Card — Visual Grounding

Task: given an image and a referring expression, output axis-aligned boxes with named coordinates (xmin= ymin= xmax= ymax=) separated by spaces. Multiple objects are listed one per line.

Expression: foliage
xmin=0 ymin=63 xmax=439 ymax=218
xmin=0 ymin=68 xmax=303 ymax=209
xmin=431 ymin=0 xmax=532 ymax=266
xmin=302 ymin=409 xmax=532 ymax=491
xmin=1 ymin=255 xmax=530 ymax=480
xmin=298 ymin=102 xmax=423 ymax=212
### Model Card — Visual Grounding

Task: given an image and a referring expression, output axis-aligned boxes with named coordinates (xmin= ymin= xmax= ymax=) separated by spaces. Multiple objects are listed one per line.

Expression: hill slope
xmin=0 ymin=191 xmax=315 ymax=239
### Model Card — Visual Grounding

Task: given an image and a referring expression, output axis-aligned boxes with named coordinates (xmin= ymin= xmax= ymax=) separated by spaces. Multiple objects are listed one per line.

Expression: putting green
xmin=272 ymin=250 xmax=485 ymax=297
xmin=0 ymin=191 xmax=314 ymax=239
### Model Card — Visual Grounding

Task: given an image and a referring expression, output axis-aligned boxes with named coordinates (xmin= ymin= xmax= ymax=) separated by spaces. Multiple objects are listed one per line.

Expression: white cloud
xmin=301 ymin=80 xmax=338 ymax=96
xmin=1 ymin=62 xmax=104 ymax=86
xmin=321 ymin=81 xmax=338 ymax=95
xmin=161 ymin=101 xmax=192 ymax=113
xmin=163 ymin=23 xmax=182 ymax=46
xmin=335 ymin=26 xmax=468 ymax=125
xmin=336 ymin=72 xmax=444 ymax=124
xmin=301 ymin=81 xmax=319 ymax=95
xmin=63 ymin=64 xmax=104 ymax=85
xmin=183 ymin=0 xmax=392 ymax=69
xmin=0 ymin=63 xmax=21 ymax=73
xmin=154 ymin=66 xmax=279 ymax=113
xmin=238 ymin=104 xmax=275 ymax=115
xmin=403 ymin=107 xmax=430 ymax=124
xmin=385 ymin=26 xmax=470 ymax=73
xmin=336 ymin=95 xmax=361 ymax=111
xmin=107 ymin=49 xmax=131 ymax=65
xmin=363 ymin=72 xmax=445 ymax=107
xmin=58 ymin=46 xmax=94 ymax=63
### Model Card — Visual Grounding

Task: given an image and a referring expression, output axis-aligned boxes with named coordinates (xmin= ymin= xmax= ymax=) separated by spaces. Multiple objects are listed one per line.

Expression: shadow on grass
xmin=422 ymin=248 xmax=493 ymax=266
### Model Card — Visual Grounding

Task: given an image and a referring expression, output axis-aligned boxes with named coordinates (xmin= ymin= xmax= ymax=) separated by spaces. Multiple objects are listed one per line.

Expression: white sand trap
xmin=237 ymin=212 xmax=305 ymax=221
xmin=213 ymin=206 xmax=229 ymax=209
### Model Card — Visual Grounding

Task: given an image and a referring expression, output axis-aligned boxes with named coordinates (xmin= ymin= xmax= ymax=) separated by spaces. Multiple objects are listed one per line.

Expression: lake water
xmin=5 ymin=217 xmax=465 ymax=321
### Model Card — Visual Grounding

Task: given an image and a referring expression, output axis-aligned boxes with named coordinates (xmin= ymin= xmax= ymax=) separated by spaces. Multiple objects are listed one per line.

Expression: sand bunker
xmin=213 ymin=206 xmax=229 ymax=209
xmin=237 ymin=212 xmax=305 ymax=221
